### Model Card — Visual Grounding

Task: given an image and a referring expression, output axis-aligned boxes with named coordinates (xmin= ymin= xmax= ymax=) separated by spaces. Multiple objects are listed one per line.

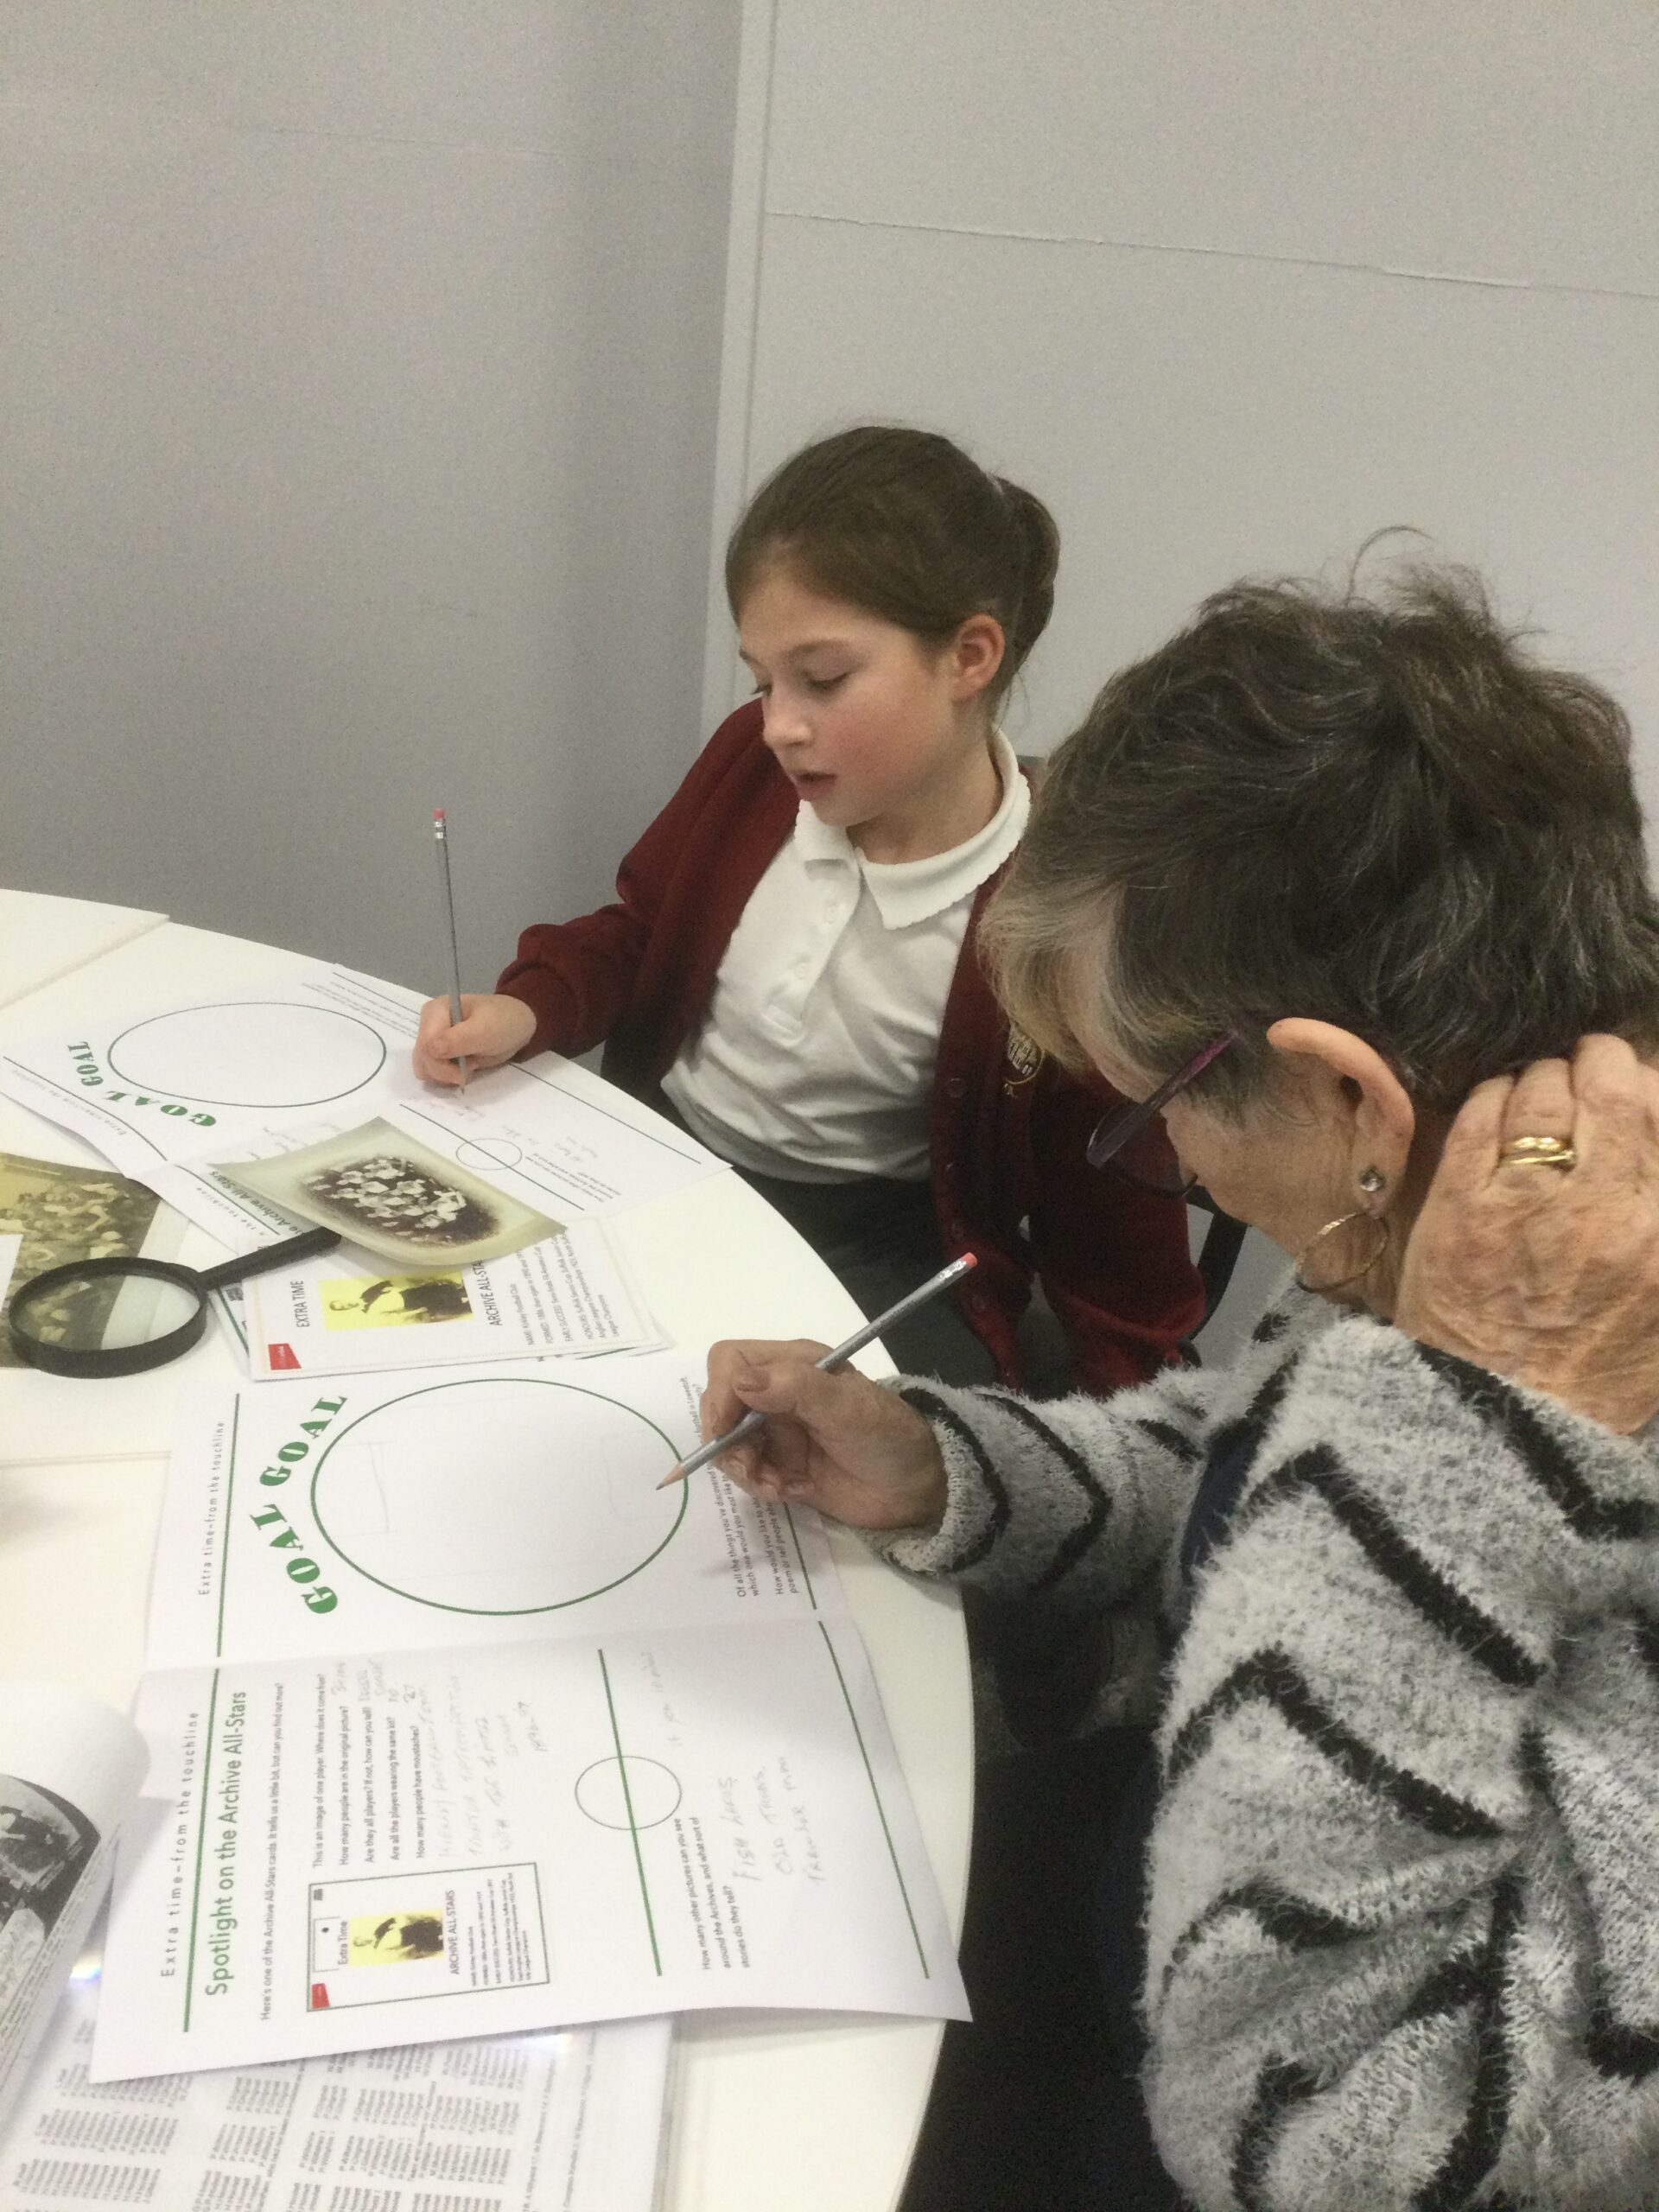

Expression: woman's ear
xmin=1266 ymin=1018 xmax=1417 ymax=1190
xmin=950 ymin=613 xmax=1007 ymax=702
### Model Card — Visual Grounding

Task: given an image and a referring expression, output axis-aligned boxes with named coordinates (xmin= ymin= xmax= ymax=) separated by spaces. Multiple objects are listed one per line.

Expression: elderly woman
xmin=700 ymin=570 xmax=1659 ymax=2212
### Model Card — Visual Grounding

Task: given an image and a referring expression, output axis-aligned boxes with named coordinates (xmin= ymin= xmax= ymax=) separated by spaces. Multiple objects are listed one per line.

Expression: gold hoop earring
xmin=1294 ymin=1208 xmax=1391 ymax=1294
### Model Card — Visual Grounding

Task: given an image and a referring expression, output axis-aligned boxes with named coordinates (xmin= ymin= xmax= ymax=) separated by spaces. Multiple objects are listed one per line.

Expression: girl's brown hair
xmin=725 ymin=426 xmax=1059 ymax=714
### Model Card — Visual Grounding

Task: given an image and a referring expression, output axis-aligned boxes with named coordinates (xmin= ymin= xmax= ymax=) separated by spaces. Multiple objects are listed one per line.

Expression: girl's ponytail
xmin=993 ymin=476 xmax=1060 ymax=682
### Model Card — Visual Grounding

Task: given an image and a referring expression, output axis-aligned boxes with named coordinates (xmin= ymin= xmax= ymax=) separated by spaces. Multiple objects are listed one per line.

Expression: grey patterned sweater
xmin=869 ymin=1281 xmax=1659 ymax=2212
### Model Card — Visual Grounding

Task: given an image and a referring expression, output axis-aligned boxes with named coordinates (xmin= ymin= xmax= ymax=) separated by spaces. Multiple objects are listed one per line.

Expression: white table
xmin=0 ymin=901 xmax=973 ymax=2212
xmin=0 ymin=888 xmax=167 ymax=1010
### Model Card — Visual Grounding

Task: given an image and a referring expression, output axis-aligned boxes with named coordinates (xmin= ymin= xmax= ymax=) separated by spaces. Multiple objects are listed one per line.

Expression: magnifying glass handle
xmin=196 ymin=1227 xmax=342 ymax=1291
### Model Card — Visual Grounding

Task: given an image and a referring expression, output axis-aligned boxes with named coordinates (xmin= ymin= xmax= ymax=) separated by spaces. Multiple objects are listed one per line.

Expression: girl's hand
xmin=1395 ymin=1034 xmax=1659 ymax=1433
xmin=411 ymin=992 xmax=537 ymax=1086
xmin=698 ymin=1340 xmax=949 ymax=1531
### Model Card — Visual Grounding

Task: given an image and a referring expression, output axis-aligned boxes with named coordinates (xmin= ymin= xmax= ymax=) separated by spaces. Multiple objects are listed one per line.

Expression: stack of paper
xmin=215 ymin=1213 xmax=663 ymax=1379
xmin=0 ymin=960 xmax=727 ymax=1253
xmin=5 ymin=1964 xmax=670 ymax=2211
xmin=0 ymin=960 xmax=726 ymax=1378
xmin=93 ymin=1351 xmax=966 ymax=2082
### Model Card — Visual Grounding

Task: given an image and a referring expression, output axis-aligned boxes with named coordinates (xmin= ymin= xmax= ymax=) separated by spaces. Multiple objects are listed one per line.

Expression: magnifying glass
xmin=7 ymin=1227 xmax=342 ymax=1378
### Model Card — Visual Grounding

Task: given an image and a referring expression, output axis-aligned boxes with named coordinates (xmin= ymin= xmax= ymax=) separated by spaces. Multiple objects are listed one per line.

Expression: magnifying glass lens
xmin=98 ymin=1272 xmax=203 ymax=1351
xmin=9 ymin=1225 xmax=339 ymax=1377
xmin=10 ymin=1265 xmax=202 ymax=1365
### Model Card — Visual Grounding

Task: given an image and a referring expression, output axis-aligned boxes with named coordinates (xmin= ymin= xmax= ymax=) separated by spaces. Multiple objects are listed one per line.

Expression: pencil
xmin=658 ymin=1252 xmax=978 ymax=1488
xmin=431 ymin=807 xmax=470 ymax=1086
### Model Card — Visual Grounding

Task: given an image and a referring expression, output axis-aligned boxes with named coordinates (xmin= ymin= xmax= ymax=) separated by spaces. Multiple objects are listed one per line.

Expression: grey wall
xmin=709 ymin=2 xmax=1658 ymax=797
xmin=708 ymin=0 xmax=1659 ymax=1357
xmin=2 ymin=3 xmax=741 ymax=992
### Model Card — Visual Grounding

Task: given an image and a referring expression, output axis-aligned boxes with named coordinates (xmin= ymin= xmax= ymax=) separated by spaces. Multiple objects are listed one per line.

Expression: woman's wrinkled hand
xmin=1395 ymin=1034 xmax=1659 ymax=1433
xmin=411 ymin=992 xmax=537 ymax=1086
xmin=696 ymin=1339 xmax=950 ymax=1530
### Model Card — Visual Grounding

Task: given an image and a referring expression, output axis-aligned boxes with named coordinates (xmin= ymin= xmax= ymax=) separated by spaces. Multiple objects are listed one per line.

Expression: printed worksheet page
xmin=93 ymin=1619 xmax=964 ymax=2080
xmin=382 ymin=1053 xmax=725 ymax=1216
xmin=0 ymin=964 xmax=420 ymax=1201
xmin=146 ymin=1353 xmax=842 ymax=1670
xmin=8 ymin=1961 xmax=670 ymax=2210
xmin=234 ymin=1215 xmax=662 ymax=1379
xmin=94 ymin=1347 xmax=966 ymax=2077
xmin=0 ymin=964 xmax=727 ymax=1247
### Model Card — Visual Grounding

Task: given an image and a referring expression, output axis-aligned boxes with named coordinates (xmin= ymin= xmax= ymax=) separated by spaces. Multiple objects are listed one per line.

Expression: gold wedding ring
xmin=1497 ymin=1135 xmax=1578 ymax=1171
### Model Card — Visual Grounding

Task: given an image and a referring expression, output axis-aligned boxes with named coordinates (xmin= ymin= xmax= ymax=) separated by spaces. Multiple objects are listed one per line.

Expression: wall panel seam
xmin=701 ymin=0 xmax=781 ymax=730
xmin=762 ymin=204 xmax=1659 ymax=308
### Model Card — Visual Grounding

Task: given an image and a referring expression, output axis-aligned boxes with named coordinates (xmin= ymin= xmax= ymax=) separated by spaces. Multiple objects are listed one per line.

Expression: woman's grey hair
xmin=982 ymin=563 xmax=1659 ymax=1114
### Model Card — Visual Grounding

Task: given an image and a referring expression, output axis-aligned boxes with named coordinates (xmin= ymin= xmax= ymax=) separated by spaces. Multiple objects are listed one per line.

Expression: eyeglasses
xmin=1086 ymin=1033 xmax=1234 ymax=1196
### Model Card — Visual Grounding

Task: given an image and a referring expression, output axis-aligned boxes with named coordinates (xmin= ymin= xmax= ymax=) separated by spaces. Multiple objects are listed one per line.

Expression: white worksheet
xmin=383 ymin=1054 xmax=724 ymax=1217
xmin=0 ymin=962 xmax=728 ymax=1246
xmin=95 ymin=1351 xmax=965 ymax=2077
xmin=0 ymin=963 xmax=422 ymax=1243
xmin=147 ymin=1353 xmax=842 ymax=1670
xmin=7 ymin=1961 xmax=670 ymax=2211
xmin=0 ymin=960 xmax=416 ymax=1168
xmin=96 ymin=1619 xmax=963 ymax=2081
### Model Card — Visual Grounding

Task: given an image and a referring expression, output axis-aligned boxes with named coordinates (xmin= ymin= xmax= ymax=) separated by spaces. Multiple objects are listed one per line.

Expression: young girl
xmin=413 ymin=426 xmax=1200 ymax=1389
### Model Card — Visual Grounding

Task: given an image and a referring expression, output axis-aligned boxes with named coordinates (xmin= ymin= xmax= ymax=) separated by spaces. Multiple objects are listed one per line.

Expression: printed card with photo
xmin=0 ymin=1151 xmax=181 ymax=1368
xmin=219 ymin=1118 xmax=563 ymax=1268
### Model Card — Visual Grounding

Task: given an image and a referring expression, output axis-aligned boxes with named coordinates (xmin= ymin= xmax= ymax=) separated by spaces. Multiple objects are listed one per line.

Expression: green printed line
xmin=213 ymin=1289 xmax=248 ymax=1354
xmin=817 ymin=1623 xmax=930 ymax=1976
xmin=216 ymin=1399 xmax=239 ymax=1661
xmin=181 ymin=1668 xmax=223 ymax=2033
xmin=782 ymin=1506 xmax=818 ymax=1611
xmin=596 ymin=1649 xmax=662 ymax=1974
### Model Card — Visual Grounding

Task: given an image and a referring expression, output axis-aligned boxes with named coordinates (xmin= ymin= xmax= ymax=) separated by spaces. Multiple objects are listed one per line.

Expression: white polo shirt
xmin=662 ymin=731 xmax=1029 ymax=1183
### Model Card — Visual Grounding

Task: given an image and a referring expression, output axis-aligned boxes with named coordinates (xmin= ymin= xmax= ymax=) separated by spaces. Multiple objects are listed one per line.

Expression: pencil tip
xmin=657 ymin=1467 xmax=685 ymax=1490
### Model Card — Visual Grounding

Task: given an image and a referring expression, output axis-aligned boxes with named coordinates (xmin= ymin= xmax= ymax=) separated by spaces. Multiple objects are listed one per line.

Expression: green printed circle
xmin=311 ymin=1376 xmax=688 ymax=1614
xmin=107 ymin=1001 xmax=387 ymax=1109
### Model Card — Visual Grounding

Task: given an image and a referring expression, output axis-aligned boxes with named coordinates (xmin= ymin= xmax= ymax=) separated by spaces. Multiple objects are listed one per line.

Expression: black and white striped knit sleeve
xmin=1144 ymin=1315 xmax=1659 ymax=2212
xmin=861 ymin=1360 xmax=1224 ymax=1615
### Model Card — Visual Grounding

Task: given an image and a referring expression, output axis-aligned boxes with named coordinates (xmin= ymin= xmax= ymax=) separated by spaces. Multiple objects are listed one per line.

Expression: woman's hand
xmin=698 ymin=1340 xmax=949 ymax=1530
xmin=1395 ymin=1034 xmax=1659 ymax=1433
xmin=411 ymin=993 xmax=537 ymax=1086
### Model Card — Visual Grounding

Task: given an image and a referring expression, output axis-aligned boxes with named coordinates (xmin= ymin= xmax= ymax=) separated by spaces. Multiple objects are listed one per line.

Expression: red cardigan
xmin=499 ymin=702 xmax=1203 ymax=1393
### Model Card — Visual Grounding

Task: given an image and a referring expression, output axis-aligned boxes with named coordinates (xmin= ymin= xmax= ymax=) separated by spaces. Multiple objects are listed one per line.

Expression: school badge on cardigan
xmin=1002 ymin=1024 xmax=1043 ymax=1094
